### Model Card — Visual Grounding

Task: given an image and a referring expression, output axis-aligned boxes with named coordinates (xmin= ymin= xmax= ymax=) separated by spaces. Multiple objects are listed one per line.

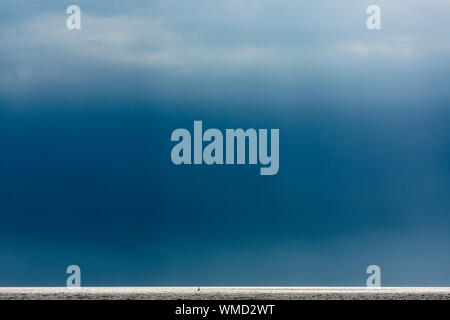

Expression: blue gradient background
xmin=0 ymin=1 xmax=449 ymax=286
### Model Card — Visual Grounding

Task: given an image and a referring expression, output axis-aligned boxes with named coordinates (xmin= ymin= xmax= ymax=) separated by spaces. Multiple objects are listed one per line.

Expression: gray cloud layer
xmin=1 ymin=0 xmax=450 ymax=87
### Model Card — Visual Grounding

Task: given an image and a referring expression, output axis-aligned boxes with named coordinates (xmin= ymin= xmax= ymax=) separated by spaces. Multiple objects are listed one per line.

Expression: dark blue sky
xmin=0 ymin=1 xmax=449 ymax=286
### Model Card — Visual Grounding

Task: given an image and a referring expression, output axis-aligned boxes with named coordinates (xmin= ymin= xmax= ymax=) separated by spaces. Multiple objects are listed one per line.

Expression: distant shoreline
xmin=0 ymin=287 xmax=449 ymax=300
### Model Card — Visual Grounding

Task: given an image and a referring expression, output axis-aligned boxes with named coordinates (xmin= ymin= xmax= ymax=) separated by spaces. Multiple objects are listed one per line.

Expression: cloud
xmin=0 ymin=12 xmax=278 ymax=70
xmin=1 ymin=0 xmax=450 ymax=94
xmin=338 ymin=37 xmax=417 ymax=58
